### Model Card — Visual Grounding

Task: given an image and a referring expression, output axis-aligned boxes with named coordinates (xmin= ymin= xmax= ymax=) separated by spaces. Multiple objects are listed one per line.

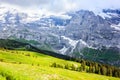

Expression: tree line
xmin=51 ymin=59 xmax=120 ymax=78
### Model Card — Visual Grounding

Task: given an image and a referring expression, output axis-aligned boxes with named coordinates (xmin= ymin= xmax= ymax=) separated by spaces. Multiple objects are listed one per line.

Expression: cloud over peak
xmin=0 ymin=0 xmax=120 ymax=13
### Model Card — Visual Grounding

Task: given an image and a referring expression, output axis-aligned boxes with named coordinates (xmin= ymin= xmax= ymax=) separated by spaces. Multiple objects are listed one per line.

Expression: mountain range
xmin=0 ymin=6 xmax=120 ymax=67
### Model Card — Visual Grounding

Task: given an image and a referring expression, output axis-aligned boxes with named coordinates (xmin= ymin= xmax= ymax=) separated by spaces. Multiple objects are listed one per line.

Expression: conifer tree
xmin=81 ymin=60 xmax=86 ymax=71
xmin=101 ymin=66 xmax=107 ymax=75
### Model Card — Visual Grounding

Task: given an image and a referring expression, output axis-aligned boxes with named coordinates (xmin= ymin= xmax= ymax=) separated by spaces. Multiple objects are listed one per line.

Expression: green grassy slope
xmin=0 ymin=49 xmax=119 ymax=80
xmin=0 ymin=39 xmax=75 ymax=61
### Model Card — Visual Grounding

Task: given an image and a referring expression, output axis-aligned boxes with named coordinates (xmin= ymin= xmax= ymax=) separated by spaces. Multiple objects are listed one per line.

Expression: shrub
xmin=37 ymin=64 xmax=40 ymax=66
xmin=50 ymin=63 xmax=57 ymax=67
xmin=71 ymin=64 xmax=76 ymax=71
xmin=64 ymin=64 xmax=69 ymax=69
xmin=25 ymin=54 xmax=30 ymax=56
xmin=18 ymin=62 xmax=22 ymax=64
xmin=0 ymin=59 xmax=4 ymax=62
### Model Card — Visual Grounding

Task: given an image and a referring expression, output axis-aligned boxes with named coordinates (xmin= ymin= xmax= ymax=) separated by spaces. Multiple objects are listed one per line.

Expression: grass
xmin=0 ymin=49 xmax=119 ymax=80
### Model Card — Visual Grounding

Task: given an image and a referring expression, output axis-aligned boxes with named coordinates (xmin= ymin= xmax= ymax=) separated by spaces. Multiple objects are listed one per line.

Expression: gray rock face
xmin=60 ymin=11 xmax=119 ymax=51
xmin=0 ymin=7 xmax=120 ymax=66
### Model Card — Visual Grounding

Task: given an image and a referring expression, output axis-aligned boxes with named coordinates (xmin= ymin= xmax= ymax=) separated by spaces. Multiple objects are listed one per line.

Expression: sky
xmin=0 ymin=0 xmax=120 ymax=17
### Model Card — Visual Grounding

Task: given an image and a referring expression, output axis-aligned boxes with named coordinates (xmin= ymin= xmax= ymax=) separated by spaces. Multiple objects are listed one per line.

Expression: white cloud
xmin=0 ymin=0 xmax=120 ymax=14
xmin=0 ymin=0 xmax=49 ymax=7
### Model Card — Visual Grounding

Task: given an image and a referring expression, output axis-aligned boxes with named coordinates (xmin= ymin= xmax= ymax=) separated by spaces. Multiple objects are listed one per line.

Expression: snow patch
xmin=80 ymin=39 xmax=89 ymax=46
xmin=92 ymin=10 xmax=111 ymax=19
xmin=111 ymin=24 xmax=120 ymax=31
xmin=98 ymin=12 xmax=111 ymax=19
xmin=61 ymin=36 xmax=79 ymax=47
xmin=61 ymin=36 xmax=93 ymax=53
xmin=3 ymin=27 xmax=7 ymax=31
xmin=117 ymin=23 xmax=120 ymax=26
xmin=61 ymin=36 xmax=79 ymax=53
xmin=59 ymin=46 xmax=68 ymax=54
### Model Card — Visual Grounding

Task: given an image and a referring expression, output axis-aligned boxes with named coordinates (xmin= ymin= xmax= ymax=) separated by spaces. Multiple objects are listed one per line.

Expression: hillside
xmin=0 ymin=39 xmax=75 ymax=60
xmin=0 ymin=49 xmax=119 ymax=80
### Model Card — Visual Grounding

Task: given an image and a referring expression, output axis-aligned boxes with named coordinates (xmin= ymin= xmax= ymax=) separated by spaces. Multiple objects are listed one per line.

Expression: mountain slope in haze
xmin=0 ymin=6 xmax=120 ymax=67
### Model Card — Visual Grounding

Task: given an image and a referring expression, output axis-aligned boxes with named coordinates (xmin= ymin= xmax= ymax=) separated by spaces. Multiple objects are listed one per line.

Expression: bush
xmin=0 ymin=59 xmax=4 ymax=62
xmin=25 ymin=54 xmax=30 ymax=56
xmin=71 ymin=64 xmax=76 ymax=71
xmin=0 ymin=72 xmax=13 ymax=80
xmin=50 ymin=63 xmax=57 ymax=67
xmin=37 ymin=64 xmax=40 ymax=66
xmin=18 ymin=62 xmax=22 ymax=64
xmin=64 ymin=64 xmax=69 ymax=69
